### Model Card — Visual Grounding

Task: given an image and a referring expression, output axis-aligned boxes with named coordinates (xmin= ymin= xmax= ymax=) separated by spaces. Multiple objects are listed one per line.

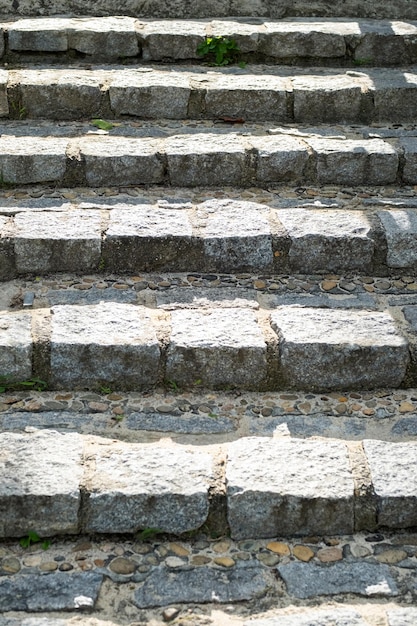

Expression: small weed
xmin=20 ymin=531 xmax=50 ymax=550
xmin=112 ymin=414 xmax=124 ymax=422
xmin=166 ymin=379 xmax=180 ymax=392
xmin=91 ymin=118 xmax=114 ymax=131
xmin=197 ymin=36 xmax=241 ymax=66
xmin=136 ymin=527 xmax=161 ymax=541
xmin=10 ymin=101 xmax=27 ymax=120
xmin=0 ymin=376 xmax=47 ymax=393
xmin=98 ymin=257 xmax=106 ymax=271
xmin=0 ymin=173 xmax=13 ymax=188
xmin=208 ymin=412 xmax=217 ymax=418
xmin=353 ymin=57 xmax=373 ymax=66
xmin=194 ymin=379 xmax=202 ymax=386
xmin=100 ymin=385 xmax=112 ymax=395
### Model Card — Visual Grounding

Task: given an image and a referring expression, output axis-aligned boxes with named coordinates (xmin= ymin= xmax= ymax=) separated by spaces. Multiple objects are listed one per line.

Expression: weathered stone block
xmin=85 ymin=443 xmax=213 ymax=534
xmin=0 ymin=431 xmax=82 ymax=537
xmin=68 ymin=16 xmax=139 ymax=56
xmin=364 ymin=440 xmax=417 ymax=528
xmin=378 ymin=209 xmax=417 ymax=268
xmin=293 ymin=74 xmax=364 ymax=123
xmin=353 ymin=31 xmax=410 ymax=65
xmin=139 ymin=20 xmax=207 ymax=60
xmin=81 ymin=137 xmax=165 ymax=186
xmin=371 ymin=69 xmax=417 ymax=122
xmin=198 ymin=198 xmax=273 ymax=271
xmin=210 ymin=20 xmax=260 ymax=53
xmin=401 ymin=138 xmax=417 ymax=184
xmin=387 ymin=608 xmax=417 ymax=626
xmin=277 ymin=208 xmax=374 ymax=273
xmin=103 ymin=204 xmax=198 ymax=272
xmin=50 ymin=302 xmax=161 ymax=389
xmin=165 ymin=133 xmax=246 ymax=187
xmin=0 ymin=215 xmax=16 ymax=280
xmin=308 ymin=137 xmax=398 ymax=185
xmin=8 ymin=18 xmax=70 ymax=51
xmin=166 ymin=308 xmax=267 ymax=387
xmin=244 ymin=609 xmax=369 ymax=626
xmin=0 ymin=136 xmax=67 ymax=184
xmin=109 ymin=70 xmax=190 ymax=118
xmin=227 ymin=437 xmax=354 ymax=539
xmin=259 ymin=21 xmax=346 ymax=58
xmin=14 ymin=209 xmax=102 ymax=273
xmin=0 ymin=311 xmax=32 ymax=381
xmin=251 ymin=135 xmax=310 ymax=183
xmin=270 ymin=306 xmax=409 ymax=390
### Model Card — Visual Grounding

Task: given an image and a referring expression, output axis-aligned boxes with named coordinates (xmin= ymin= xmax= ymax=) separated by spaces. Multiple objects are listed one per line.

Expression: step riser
xmin=3 ymin=18 xmax=417 ymax=67
xmin=1 ymin=303 xmax=414 ymax=392
xmin=1 ymin=431 xmax=416 ymax=539
xmin=3 ymin=204 xmax=417 ymax=278
xmin=3 ymin=68 xmax=417 ymax=124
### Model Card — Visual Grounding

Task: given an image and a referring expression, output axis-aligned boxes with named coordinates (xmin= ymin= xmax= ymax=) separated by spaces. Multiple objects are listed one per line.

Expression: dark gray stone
xmin=126 ymin=412 xmax=235 ymax=434
xmin=277 ymin=561 xmax=398 ymax=599
xmin=134 ymin=563 xmax=271 ymax=607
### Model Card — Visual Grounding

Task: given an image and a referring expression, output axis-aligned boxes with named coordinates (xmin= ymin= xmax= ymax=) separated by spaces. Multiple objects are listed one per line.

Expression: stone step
xmin=1 ymin=0 xmax=415 ymax=20
xmin=1 ymin=17 xmax=417 ymax=66
xmin=2 ymin=65 xmax=417 ymax=123
xmin=0 ymin=122 xmax=412 ymax=188
xmin=5 ymin=196 xmax=417 ymax=277
xmin=0 ymin=429 xmax=416 ymax=538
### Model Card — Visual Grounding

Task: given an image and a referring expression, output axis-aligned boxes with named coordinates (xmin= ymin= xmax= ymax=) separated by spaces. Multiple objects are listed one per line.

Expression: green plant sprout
xmin=20 ymin=531 xmax=50 ymax=550
xmin=197 ymin=36 xmax=241 ymax=66
xmin=0 ymin=376 xmax=47 ymax=393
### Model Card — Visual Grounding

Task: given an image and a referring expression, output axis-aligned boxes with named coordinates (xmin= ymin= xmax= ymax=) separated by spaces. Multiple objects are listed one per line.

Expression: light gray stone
xmin=126 ymin=412 xmax=235 ymax=434
xmin=103 ymin=204 xmax=196 ymax=272
xmin=364 ymin=440 xmax=417 ymax=528
xmin=165 ymin=133 xmax=246 ymax=187
xmin=0 ymin=70 xmax=8 ymax=117
xmin=401 ymin=138 xmax=417 ymax=184
xmin=109 ymin=70 xmax=190 ymax=118
xmin=210 ymin=19 xmax=260 ymax=53
xmin=387 ymin=608 xmax=417 ymax=626
xmin=378 ymin=209 xmax=417 ymax=268
xmin=8 ymin=18 xmax=70 ymax=51
xmin=13 ymin=69 xmax=104 ymax=119
xmin=226 ymin=437 xmax=354 ymax=539
xmin=0 ymin=136 xmax=67 ymax=184
xmin=81 ymin=137 xmax=165 ymax=186
xmin=166 ymin=308 xmax=267 ymax=388
xmin=277 ymin=208 xmax=374 ymax=273
xmin=156 ymin=287 xmax=258 ymax=310
xmin=271 ymin=306 xmax=409 ymax=390
xmin=139 ymin=20 xmax=207 ymax=60
xmin=0 ymin=215 xmax=15 ymax=280
xmin=244 ymin=608 xmax=368 ymax=626
xmin=0 ymin=430 xmax=82 ymax=537
xmin=277 ymin=561 xmax=398 ymax=599
xmin=68 ymin=16 xmax=139 ymax=56
xmin=371 ymin=69 xmax=417 ymax=122
xmin=203 ymin=73 xmax=288 ymax=121
xmin=0 ymin=572 xmax=102 ymax=611
xmin=0 ymin=311 xmax=32 ymax=382
xmin=251 ymin=135 xmax=310 ymax=183
xmin=259 ymin=21 xmax=346 ymax=58
xmin=14 ymin=209 xmax=102 ymax=273
xmin=85 ymin=443 xmax=213 ymax=534
xmin=198 ymin=198 xmax=273 ymax=271
xmin=293 ymin=74 xmax=364 ymax=123
xmin=134 ymin=563 xmax=270 ymax=607
xmin=50 ymin=302 xmax=161 ymax=389
xmin=308 ymin=137 xmax=398 ymax=185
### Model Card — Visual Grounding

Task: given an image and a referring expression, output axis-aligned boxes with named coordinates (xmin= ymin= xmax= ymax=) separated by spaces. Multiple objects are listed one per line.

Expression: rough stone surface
xmin=50 ymin=302 xmax=160 ymax=389
xmin=139 ymin=20 xmax=206 ymax=60
xmin=244 ymin=609 xmax=368 ymax=626
xmin=387 ymin=608 xmax=417 ymax=626
xmin=251 ymin=135 xmax=310 ymax=183
xmin=293 ymin=74 xmax=364 ymax=124
xmin=85 ymin=443 xmax=213 ymax=534
xmin=401 ymin=138 xmax=417 ymax=184
xmin=0 ymin=431 xmax=82 ymax=537
xmin=371 ymin=70 xmax=417 ymax=123
xmin=14 ymin=209 xmax=102 ymax=273
xmin=126 ymin=412 xmax=235 ymax=434
xmin=277 ymin=208 xmax=374 ymax=272
xmin=0 ymin=572 xmax=102 ymax=611
xmin=8 ymin=18 xmax=71 ymax=51
xmin=277 ymin=561 xmax=398 ymax=599
xmin=0 ymin=215 xmax=15 ymax=280
xmin=270 ymin=306 xmax=409 ymax=390
xmin=166 ymin=308 xmax=267 ymax=388
xmin=378 ymin=209 xmax=417 ymax=268
xmin=0 ymin=136 xmax=67 ymax=184
xmin=0 ymin=311 xmax=32 ymax=381
xmin=67 ymin=16 xmax=139 ymax=56
xmin=226 ymin=437 xmax=354 ymax=539
xmin=198 ymin=199 xmax=273 ymax=271
xmin=364 ymin=440 xmax=417 ymax=528
xmin=134 ymin=563 xmax=270 ymax=608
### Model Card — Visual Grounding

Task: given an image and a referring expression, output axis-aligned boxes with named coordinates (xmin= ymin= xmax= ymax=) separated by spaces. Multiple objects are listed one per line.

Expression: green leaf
xmin=19 ymin=537 xmax=30 ymax=548
xmin=91 ymin=118 xmax=114 ymax=131
xmin=137 ymin=527 xmax=161 ymax=541
xmin=28 ymin=530 xmax=40 ymax=542
xmin=42 ymin=540 xmax=51 ymax=550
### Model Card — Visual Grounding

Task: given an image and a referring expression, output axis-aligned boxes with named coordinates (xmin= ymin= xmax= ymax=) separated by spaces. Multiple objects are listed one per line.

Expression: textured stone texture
xmin=85 ymin=443 xmax=213 ymax=534
xmin=139 ymin=20 xmax=206 ymax=60
xmin=165 ymin=134 xmax=245 ymax=187
xmin=166 ymin=308 xmax=267 ymax=388
xmin=277 ymin=561 xmax=398 ymax=599
xmin=81 ymin=137 xmax=165 ymax=186
xmin=259 ymin=21 xmax=347 ymax=58
xmin=379 ymin=209 xmax=417 ymax=268
xmin=0 ymin=311 xmax=32 ymax=381
xmin=308 ymin=137 xmax=398 ymax=185
xmin=0 ymin=572 xmax=102 ymax=611
xmin=134 ymin=563 xmax=270 ymax=607
xmin=67 ymin=16 xmax=139 ymax=56
xmin=198 ymin=199 xmax=273 ymax=272
xmin=371 ymin=70 xmax=417 ymax=122
xmin=293 ymin=74 xmax=364 ymax=123
xmin=14 ymin=209 xmax=102 ymax=273
xmin=126 ymin=412 xmax=235 ymax=434
xmin=50 ymin=302 xmax=160 ymax=389
xmin=364 ymin=440 xmax=417 ymax=528
xmin=277 ymin=208 xmax=374 ymax=273
xmin=401 ymin=138 xmax=417 ymax=184
xmin=387 ymin=608 xmax=417 ymax=626
xmin=109 ymin=70 xmax=190 ymax=118
xmin=0 ymin=215 xmax=15 ymax=280
xmin=103 ymin=204 xmax=197 ymax=272
xmin=251 ymin=135 xmax=310 ymax=183
xmin=226 ymin=437 xmax=354 ymax=539
xmin=8 ymin=18 xmax=71 ymax=51
xmin=0 ymin=431 xmax=82 ymax=537
xmin=0 ymin=137 xmax=67 ymax=184
xmin=244 ymin=609 xmax=368 ymax=626
xmin=270 ymin=306 xmax=409 ymax=390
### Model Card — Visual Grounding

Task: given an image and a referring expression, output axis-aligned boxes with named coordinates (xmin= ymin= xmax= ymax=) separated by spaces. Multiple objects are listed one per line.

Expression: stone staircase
xmin=1 ymin=2 xmax=417 ymax=625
